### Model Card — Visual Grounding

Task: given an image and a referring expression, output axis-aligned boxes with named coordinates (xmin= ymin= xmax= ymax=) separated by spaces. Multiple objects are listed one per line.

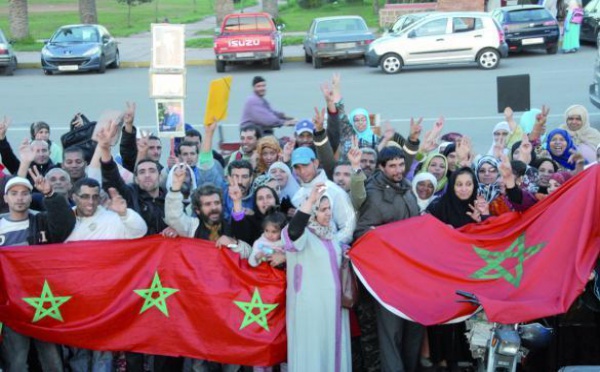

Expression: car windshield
xmin=51 ymin=26 xmax=100 ymax=43
xmin=224 ymin=16 xmax=272 ymax=32
xmin=506 ymin=9 xmax=553 ymax=22
xmin=316 ymin=18 xmax=368 ymax=34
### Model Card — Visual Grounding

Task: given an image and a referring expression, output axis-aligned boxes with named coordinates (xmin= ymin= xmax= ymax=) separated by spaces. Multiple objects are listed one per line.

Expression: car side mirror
xmin=214 ymin=27 xmax=221 ymax=35
xmin=277 ymin=23 xmax=286 ymax=31
xmin=408 ymin=30 xmax=416 ymax=38
xmin=102 ymin=36 xmax=109 ymax=44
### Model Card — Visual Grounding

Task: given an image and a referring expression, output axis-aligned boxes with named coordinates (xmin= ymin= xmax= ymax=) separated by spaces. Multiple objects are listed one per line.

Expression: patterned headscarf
xmin=475 ymin=155 xmax=501 ymax=203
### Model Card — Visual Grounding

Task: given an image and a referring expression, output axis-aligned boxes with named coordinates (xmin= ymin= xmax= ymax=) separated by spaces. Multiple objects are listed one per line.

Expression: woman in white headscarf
xmin=269 ymin=161 xmax=300 ymax=217
xmin=560 ymin=104 xmax=600 ymax=163
xmin=487 ymin=122 xmax=511 ymax=158
xmin=412 ymin=172 xmax=438 ymax=214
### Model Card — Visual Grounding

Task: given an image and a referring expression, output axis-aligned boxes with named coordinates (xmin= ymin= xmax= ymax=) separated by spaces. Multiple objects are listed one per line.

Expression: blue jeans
xmin=68 ymin=347 xmax=113 ymax=372
xmin=0 ymin=325 xmax=63 ymax=372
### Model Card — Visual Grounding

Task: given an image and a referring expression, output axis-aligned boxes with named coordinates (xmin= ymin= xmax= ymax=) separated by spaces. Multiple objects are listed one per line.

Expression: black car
xmin=41 ymin=24 xmax=120 ymax=75
xmin=581 ymin=0 xmax=600 ymax=43
xmin=491 ymin=5 xmax=560 ymax=54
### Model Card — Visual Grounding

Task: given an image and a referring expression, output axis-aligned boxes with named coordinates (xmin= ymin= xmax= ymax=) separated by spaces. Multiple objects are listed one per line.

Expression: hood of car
xmin=43 ymin=42 xmax=100 ymax=56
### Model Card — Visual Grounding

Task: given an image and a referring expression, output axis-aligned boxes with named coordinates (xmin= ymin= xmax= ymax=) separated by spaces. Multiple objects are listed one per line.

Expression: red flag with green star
xmin=350 ymin=165 xmax=600 ymax=325
xmin=0 ymin=236 xmax=286 ymax=366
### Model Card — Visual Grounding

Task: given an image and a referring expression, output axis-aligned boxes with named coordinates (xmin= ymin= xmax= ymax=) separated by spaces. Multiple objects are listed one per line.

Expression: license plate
xmin=521 ymin=37 xmax=544 ymax=45
xmin=335 ymin=42 xmax=356 ymax=49
xmin=58 ymin=65 xmax=79 ymax=71
xmin=236 ymin=52 xmax=254 ymax=58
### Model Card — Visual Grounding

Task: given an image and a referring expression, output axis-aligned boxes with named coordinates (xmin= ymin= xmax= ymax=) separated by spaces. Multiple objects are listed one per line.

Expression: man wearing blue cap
xmin=290 ymin=147 xmax=356 ymax=244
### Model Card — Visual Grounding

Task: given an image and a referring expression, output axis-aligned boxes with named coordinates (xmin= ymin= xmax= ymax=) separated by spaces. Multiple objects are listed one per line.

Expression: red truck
xmin=214 ymin=12 xmax=283 ymax=73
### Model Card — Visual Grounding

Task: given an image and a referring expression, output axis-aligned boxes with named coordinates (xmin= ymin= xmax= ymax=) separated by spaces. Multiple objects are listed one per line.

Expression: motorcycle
xmin=457 ymin=290 xmax=554 ymax=372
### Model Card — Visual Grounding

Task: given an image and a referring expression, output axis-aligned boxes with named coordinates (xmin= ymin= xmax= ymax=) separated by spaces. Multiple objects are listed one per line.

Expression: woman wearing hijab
xmin=475 ymin=155 xmax=501 ymax=204
xmin=442 ymin=143 xmax=458 ymax=175
xmin=531 ymin=157 xmax=559 ymax=195
xmin=426 ymin=168 xmax=488 ymax=370
xmin=560 ymin=105 xmax=600 ymax=163
xmin=546 ymin=128 xmax=581 ymax=171
xmin=412 ymin=173 xmax=438 ymax=214
xmin=417 ymin=153 xmax=448 ymax=197
xmin=231 ymin=184 xmax=280 ymax=246
xmin=487 ymin=122 xmax=511 ymax=158
xmin=255 ymin=136 xmax=282 ymax=175
xmin=562 ymin=0 xmax=583 ymax=53
xmin=268 ymin=162 xmax=299 ymax=217
xmin=283 ymin=185 xmax=351 ymax=372
xmin=340 ymin=108 xmax=378 ymax=153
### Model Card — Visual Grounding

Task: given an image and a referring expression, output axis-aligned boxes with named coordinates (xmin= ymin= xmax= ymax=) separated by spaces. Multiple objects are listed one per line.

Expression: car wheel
xmin=43 ymin=69 xmax=53 ymax=76
xmin=477 ymin=48 xmax=500 ymax=69
xmin=270 ymin=55 xmax=281 ymax=70
xmin=97 ymin=55 xmax=106 ymax=74
xmin=312 ymin=55 xmax=322 ymax=69
xmin=109 ymin=50 xmax=120 ymax=69
xmin=380 ymin=53 xmax=402 ymax=74
xmin=546 ymin=44 xmax=558 ymax=54
xmin=216 ymin=60 xmax=226 ymax=73
xmin=305 ymin=51 xmax=312 ymax=63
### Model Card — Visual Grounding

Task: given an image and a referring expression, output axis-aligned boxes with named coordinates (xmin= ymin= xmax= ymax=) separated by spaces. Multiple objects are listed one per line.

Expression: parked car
xmin=589 ymin=33 xmax=600 ymax=108
xmin=581 ymin=0 xmax=600 ymax=43
xmin=0 ymin=29 xmax=17 ymax=76
xmin=41 ymin=24 xmax=120 ymax=75
xmin=303 ymin=16 xmax=375 ymax=69
xmin=491 ymin=5 xmax=560 ymax=54
xmin=213 ymin=12 xmax=283 ymax=73
xmin=365 ymin=12 xmax=508 ymax=74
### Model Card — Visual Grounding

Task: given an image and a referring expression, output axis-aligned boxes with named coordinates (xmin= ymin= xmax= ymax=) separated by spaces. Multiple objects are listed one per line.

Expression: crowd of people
xmin=0 ymin=72 xmax=599 ymax=372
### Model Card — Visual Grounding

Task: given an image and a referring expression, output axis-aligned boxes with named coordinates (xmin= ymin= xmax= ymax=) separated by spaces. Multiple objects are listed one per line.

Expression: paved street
xmin=1 ymin=45 xmax=598 ymax=155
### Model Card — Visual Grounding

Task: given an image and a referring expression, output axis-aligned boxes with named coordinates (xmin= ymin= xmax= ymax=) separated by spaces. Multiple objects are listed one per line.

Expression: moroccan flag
xmin=0 ymin=236 xmax=286 ymax=366
xmin=350 ymin=165 xmax=600 ymax=326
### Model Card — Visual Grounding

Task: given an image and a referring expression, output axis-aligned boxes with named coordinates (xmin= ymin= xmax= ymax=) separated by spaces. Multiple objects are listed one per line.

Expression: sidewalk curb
xmin=18 ymin=56 xmax=306 ymax=69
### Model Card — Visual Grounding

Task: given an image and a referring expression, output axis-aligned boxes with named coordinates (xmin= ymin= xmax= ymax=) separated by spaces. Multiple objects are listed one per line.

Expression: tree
xmin=215 ymin=0 xmax=234 ymax=27
xmin=263 ymin=0 xmax=278 ymax=18
xmin=9 ymin=0 xmax=29 ymax=41
xmin=79 ymin=0 xmax=98 ymax=24
xmin=117 ymin=0 xmax=153 ymax=28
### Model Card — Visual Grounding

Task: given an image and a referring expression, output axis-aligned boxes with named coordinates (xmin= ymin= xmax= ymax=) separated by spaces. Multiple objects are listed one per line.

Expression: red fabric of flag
xmin=350 ymin=166 xmax=600 ymax=326
xmin=0 ymin=236 xmax=286 ymax=366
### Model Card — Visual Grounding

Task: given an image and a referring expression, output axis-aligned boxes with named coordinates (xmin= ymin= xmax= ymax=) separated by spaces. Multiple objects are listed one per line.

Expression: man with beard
xmin=0 ymin=172 xmax=75 ymax=372
xmin=354 ymin=146 xmax=422 ymax=372
xmin=333 ymin=161 xmax=352 ymax=192
xmin=240 ymin=76 xmax=296 ymax=135
xmin=66 ymin=177 xmax=147 ymax=372
xmin=225 ymin=125 xmax=262 ymax=170
xmin=360 ymin=148 xmax=378 ymax=178
xmin=165 ymin=164 xmax=249 ymax=372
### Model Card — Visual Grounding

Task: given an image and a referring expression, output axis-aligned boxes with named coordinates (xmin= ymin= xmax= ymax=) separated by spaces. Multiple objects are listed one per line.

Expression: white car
xmin=365 ymin=12 xmax=509 ymax=74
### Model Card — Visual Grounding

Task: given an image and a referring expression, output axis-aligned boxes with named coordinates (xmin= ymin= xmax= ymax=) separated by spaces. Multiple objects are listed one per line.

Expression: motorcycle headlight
xmin=494 ymin=328 xmax=521 ymax=356
xmin=83 ymin=46 xmax=100 ymax=57
xmin=42 ymin=48 xmax=54 ymax=57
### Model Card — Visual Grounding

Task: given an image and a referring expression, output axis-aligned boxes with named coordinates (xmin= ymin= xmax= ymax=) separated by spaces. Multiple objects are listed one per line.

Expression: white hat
xmin=5 ymin=177 xmax=33 ymax=194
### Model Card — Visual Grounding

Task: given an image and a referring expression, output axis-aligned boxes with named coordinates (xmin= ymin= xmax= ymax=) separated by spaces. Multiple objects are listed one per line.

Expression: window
xmin=52 ymin=27 xmax=99 ymax=43
xmin=506 ymin=9 xmax=553 ymax=22
xmin=224 ymin=16 xmax=272 ymax=32
xmin=452 ymin=17 xmax=483 ymax=33
xmin=316 ymin=18 xmax=368 ymax=34
xmin=585 ymin=0 xmax=599 ymax=12
xmin=413 ymin=18 xmax=448 ymax=37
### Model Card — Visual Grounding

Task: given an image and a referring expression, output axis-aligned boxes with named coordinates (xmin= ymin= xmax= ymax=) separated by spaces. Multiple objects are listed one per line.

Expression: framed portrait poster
xmin=151 ymin=24 xmax=185 ymax=70
xmin=149 ymin=72 xmax=186 ymax=98
xmin=155 ymin=99 xmax=185 ymax=137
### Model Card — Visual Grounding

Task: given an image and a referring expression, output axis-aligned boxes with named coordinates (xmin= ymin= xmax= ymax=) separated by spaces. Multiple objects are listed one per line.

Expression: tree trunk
xmin=9 ymin=0 xmax=29 ymax=41
xmin=373 ymin=0 xmax=380 ymax=16
xmin=263 ymin=0 xmax=278 ymax=18
xmin=79 ymin=0 xmax=98 ymax=24
xmin=215 ymin=0 xmax=234 ymax=27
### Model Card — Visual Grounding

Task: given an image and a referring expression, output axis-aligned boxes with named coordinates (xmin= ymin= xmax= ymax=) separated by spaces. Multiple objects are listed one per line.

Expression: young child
xmin=249 ymin=211 xmax=287 ymax=268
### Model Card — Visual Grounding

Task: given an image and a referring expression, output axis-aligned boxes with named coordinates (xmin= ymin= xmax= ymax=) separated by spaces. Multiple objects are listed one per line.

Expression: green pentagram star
xmin=471 ymin=233 xmax=546 ymax=287
xmin=134 ymin=271 xmax=178 ymax=317
xmin=23 ymin=280 xmax=72 ymax=323
xmin=234 ymin=288 xmax=278 ymax=331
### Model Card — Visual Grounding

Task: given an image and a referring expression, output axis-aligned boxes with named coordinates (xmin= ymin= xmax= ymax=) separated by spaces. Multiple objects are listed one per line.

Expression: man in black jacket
xmin=0 ymin=173 xmax=76 ymax=372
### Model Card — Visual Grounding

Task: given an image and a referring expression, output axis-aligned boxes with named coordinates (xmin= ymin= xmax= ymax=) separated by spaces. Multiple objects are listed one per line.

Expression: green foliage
xmin=185 ymin=37 xmax=214 ymax=48
xmin=279 ymin=0 xmax=379 ymax=31
xmin=297 ymin=0 xmax=323 ymax=9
